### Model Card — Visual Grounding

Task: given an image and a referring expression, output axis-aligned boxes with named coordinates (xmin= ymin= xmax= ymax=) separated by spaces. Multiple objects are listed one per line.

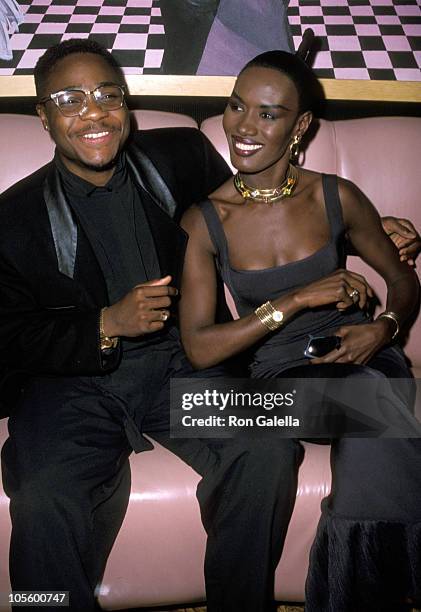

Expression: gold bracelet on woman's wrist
xmin=254 ymin=301 xmax=284 ymax=332
xmin=376 ymin=310 xmax=400 ymax=340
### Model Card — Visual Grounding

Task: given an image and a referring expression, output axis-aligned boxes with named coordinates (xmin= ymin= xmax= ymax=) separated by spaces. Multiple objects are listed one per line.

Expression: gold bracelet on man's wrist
xmin=376 ymin=310 xmax=400 ymax=340
xmin=254 ymin=301 xmax=284 ymax=332
xmin=99 ymin=307 xmax=119 ymax=351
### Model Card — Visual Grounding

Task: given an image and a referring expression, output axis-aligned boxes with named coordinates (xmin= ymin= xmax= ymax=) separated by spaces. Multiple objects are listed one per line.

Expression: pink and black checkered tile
xmin=1 ymin=0 xmax=420 ymax=79
xmin=0 ymin=0 xmax=165 ymax=75
xmin=288 ymin=0 xmax=421 ymax=80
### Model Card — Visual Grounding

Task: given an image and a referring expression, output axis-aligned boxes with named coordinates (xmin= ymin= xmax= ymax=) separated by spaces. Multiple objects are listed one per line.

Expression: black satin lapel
xmin=126 ymin=144 xmax=178 ymax=218
xmin=43 ymin=166 xmax=78 ymax=279
xmin=126 ymin=144 xmax=187 ymax=287
xmin=140 ymin=189 xmax=188 ymax=291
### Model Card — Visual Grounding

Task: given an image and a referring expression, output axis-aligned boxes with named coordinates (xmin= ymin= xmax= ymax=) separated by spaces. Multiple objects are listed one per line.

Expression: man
xmin=0 ymin=39 xmax=419 ymax=612
xmin=0 ymin=38 xmax=232 ymax=611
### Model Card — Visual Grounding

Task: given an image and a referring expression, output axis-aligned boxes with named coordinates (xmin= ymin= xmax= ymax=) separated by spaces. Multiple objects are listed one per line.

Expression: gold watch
xmin=254 ymin=301 xmax=284 ymax=331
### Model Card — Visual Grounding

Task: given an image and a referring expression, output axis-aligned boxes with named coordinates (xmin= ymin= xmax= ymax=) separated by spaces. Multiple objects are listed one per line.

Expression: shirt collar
xmin=55 ymin=151 xmax=128 ymax=198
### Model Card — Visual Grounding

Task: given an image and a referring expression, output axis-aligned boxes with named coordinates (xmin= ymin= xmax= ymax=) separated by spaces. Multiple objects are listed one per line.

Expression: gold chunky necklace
xmin=234 ymin=164 xmax=298 ymax=204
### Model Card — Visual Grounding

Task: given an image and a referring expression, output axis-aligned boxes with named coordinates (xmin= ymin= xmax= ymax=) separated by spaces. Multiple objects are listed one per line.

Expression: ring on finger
xmin=161 ymin=311 xmax=169 ymax=322
xmin=348 ymin=288 xmax=360 ymax=303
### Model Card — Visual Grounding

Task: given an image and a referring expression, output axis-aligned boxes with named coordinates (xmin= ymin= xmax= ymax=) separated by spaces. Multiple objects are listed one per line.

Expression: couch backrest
xmin=0 ymin=111 xmax=198 ymax=194
xmin=130 ymin=109 xmax=198 ymax=131
xmin=0 ymin=114 xmax=55 ymax=194
xmin=1 ymin=112 xmax=420 ymax=368
xmin=201 ymin=115 xmax=421 ymax=370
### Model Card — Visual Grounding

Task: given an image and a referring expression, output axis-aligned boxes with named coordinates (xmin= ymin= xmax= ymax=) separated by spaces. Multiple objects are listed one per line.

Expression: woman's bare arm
xmin=340 ymin=178 xmax=419 ymax=332
xmin=309 ymin=179 xmax=420 ymax=365
xmin=179 ymin=205 xmax=288 ymax=369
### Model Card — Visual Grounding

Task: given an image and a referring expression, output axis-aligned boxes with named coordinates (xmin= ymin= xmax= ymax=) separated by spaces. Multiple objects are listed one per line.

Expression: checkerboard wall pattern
xmin=288 ymin=0 xmax=421 ymax=80
xmin=0 ymin=0 xmax=165 ymax=75
xmin=0 ymin=0 xmax=420 ymax=79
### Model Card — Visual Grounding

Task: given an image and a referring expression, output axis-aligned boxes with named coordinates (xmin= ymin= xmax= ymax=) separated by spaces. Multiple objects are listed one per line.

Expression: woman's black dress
xmin=198 ymin=174 xmax=421 ymax=611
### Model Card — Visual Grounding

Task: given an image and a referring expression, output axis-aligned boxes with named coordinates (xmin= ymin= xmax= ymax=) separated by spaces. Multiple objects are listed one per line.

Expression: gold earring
xmin=289 ymin=135 xmax=301 ymax=162
xmin=44 ymin=124 xmax=49 ymax=131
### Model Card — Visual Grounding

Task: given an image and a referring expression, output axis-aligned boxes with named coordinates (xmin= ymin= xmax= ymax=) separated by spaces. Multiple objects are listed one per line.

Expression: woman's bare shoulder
xmin=209 ymin=174 xmax=235 ymax=200
xmin=336 ymin=176 xmax=373 ymax=213
xmin=299 ymin=169 xmax=366 ymax=212
xmin=208 ymin=176 xmax=246 ymax=222
xmin=180 ymin=202 xmax=204 ymax=229
xmin=181 ymin=204 xmax=217 ymax=254
xmin=333 ymin=176 xmax=383 ymax=233
xmin=295 ymin=167 xmax=324 ymax=200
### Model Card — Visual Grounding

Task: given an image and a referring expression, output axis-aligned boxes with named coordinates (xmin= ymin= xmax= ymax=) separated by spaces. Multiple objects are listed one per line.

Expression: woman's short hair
xmin=239 ymin=50 xmax=323 ymax=113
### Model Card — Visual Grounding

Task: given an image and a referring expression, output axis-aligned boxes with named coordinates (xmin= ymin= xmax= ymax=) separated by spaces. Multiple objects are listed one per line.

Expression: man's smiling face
xmin=37 ymin=52 xmax=130 ymax=185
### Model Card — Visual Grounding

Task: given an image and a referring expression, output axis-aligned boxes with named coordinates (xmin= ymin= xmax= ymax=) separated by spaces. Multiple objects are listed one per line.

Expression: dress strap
xmin=197 ymin=199 xmax=230 ymax=267
xmin=321 ymin=174 xmax=345 ymax=239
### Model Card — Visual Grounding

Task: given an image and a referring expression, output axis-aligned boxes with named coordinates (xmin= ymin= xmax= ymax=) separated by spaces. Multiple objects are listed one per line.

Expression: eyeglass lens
xmin=55 ymin=85 xmax=124 ymax=116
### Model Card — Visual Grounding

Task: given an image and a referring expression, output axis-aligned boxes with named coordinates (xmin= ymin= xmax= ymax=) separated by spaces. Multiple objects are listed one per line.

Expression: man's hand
xmin=102 ymin=275 xmax=177 ymax=338
xmin=382 ymin=216 xmax=421 ymax=266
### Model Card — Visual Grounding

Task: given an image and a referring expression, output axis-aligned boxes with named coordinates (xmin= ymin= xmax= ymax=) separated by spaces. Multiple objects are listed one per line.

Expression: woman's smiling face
xmin=223 ymin=66 xmax=311 ymax=180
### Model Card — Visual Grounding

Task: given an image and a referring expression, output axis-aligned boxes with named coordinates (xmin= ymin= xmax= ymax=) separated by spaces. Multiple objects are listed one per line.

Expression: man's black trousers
xmin=1 ymin=343 xmax=303 ymax=612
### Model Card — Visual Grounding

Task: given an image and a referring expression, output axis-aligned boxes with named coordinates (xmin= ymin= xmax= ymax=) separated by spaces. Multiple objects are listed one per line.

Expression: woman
xmin=179 ymin=51 xmax=421 ymax=611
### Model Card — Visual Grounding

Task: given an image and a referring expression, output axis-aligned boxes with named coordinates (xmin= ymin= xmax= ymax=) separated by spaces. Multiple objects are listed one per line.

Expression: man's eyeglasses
xmin=38 ymin=84 xmax=126 ymax=117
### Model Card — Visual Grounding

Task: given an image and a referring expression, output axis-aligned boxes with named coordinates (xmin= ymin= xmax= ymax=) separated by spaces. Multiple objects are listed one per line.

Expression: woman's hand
xmin=291 ymin=269 xmax=374 ymax=313
xmin=381 ymin=216 xmax=421 ymax=266
xmin=310 ymin=319 xmax=391 ymax=365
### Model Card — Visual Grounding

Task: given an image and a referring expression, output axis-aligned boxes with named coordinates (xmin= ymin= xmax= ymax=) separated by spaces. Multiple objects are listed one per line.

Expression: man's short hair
xmin=34 ymin=38 xmax=125 ymax=98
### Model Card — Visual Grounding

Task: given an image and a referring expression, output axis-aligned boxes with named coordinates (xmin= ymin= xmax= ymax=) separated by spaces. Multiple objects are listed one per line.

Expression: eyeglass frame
xmin=38 ymin=82 xmax=126 ymax=117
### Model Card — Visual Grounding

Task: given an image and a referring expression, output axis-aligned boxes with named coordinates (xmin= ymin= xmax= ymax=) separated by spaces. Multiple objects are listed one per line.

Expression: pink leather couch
xmin=0 ymin=112 xmax=420 ymax=611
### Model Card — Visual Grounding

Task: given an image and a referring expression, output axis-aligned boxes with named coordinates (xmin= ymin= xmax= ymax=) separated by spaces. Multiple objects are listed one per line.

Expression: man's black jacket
xmin=0 ymin=128 xmax=232 ymax=415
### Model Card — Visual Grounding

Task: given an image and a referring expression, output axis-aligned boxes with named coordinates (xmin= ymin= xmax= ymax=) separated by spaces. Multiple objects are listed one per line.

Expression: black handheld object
xmin=304 ymin=335 xmax=342 ymax=358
